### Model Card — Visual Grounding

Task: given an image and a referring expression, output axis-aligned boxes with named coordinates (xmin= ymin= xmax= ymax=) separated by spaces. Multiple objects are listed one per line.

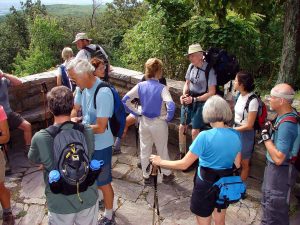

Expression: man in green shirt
xmin=28 ymin=86 xmax=98 ymax=225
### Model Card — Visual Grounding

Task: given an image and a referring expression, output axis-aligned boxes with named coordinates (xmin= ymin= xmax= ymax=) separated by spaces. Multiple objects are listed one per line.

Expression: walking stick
xmin=148 ymin=163 xmax=161 ymax=225
xmin=41 ymin=82 xmax=48 ymax=127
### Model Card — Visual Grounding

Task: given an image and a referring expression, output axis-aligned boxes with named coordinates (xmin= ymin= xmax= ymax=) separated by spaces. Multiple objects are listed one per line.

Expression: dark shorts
xmin=7 ymin=111 xmax=24 ymax=130
xmin=92 ymin=146 xmax=113 ymax=186
xmin=239 ymin=129 xmax=255 ymax=160
xmin=180 ymin=102 xmax=206 ymax=129
xmin=190 ymin=175 xmax=227 ymax=217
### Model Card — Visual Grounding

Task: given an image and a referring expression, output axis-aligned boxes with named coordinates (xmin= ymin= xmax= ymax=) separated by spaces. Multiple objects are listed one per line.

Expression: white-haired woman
xmin=57 ymin=47 xmax=75 ymax=91
xmin=150 ymin=95 xmax=241 ymax=225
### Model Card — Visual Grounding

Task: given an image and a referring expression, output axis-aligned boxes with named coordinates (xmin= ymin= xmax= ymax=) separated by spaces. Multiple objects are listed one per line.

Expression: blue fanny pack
xmin=213 ymin=176 xmax=246 ymax=207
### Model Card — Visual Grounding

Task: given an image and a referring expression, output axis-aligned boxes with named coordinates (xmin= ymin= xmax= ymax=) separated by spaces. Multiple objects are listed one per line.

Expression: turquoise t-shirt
xmin=190 ymin=128 xmax=241 ymax=177
xmin=267 ymin=113 xmax=298 ymax=164
xmin=74 ymin=78 xmax=114 ymax=150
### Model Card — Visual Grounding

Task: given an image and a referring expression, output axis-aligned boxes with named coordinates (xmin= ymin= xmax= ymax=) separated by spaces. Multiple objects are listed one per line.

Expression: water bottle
xmin=49 ymin=170 xmax=62 ymax=194
xmin=86 ymin=160 xmax=104 ymax=186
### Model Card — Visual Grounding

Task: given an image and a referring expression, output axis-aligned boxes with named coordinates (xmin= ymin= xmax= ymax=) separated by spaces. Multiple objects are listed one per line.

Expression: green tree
xmin=13 ymin=16 xmax=66 ymax=76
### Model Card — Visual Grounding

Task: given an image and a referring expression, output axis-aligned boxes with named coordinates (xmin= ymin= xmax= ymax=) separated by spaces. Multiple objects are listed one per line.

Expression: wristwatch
xmin=261 ymin=133 xmax=270 ymax=142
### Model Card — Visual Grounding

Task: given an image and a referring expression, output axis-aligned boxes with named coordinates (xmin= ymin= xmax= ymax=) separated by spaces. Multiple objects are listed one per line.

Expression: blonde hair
xmin=203 ymin=95 xmax=232 ymax=124
xmin=144 ymin=58 xmax=163 ymax=79
xmin=61 ymin=47 xmax=73 ymax=61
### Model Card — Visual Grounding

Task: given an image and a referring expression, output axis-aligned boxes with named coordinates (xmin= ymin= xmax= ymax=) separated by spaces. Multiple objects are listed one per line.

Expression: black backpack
xmin=46 ymin=121 xmax=91 ymax=195
xmin=192 ymin=48 xmax=239 ymax=96
xmin=84 ymin=44 xmax=110 ymax=82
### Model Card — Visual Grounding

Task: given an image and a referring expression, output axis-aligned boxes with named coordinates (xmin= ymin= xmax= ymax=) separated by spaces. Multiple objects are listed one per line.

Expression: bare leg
xmin=241 ymin=159 xmax=250 ymax=181
xmin=195 ymin=215 xmax=212 ymax=225
xmin=18 ymin=120 xmax=32 ymax=146
xmin=212 ymin=208 xmax=226 ymax=225
xmin=98 ymin=183 xmax=114 ymax=210
xmin=0 ymin=183 xmax=11 ymax=209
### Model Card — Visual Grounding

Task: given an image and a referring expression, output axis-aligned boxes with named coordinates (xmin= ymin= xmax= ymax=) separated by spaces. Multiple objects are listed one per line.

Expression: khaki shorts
xmin=0 ymin=150 xmax=6 ymax=183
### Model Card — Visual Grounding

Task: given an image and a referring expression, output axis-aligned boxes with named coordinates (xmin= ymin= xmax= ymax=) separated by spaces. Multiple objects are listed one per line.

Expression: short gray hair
xmin=202 ymin=95 xmax=232 ymax=124
xmin=61 ymin=47 xmax=73 ymax=60
xmin=66 ymin=58 xmax=95 ymax=76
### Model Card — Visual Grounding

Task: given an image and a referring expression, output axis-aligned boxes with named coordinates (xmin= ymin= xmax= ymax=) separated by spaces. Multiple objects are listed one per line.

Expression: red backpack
xmin=242 ymin=93 xmax=268 ymax=130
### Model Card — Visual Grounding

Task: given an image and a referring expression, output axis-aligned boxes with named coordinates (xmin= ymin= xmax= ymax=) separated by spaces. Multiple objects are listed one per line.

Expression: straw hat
xmin=185 ymin=43 xmax=203 ymax=56
xmin=72 ymin=33 xmax=92 ymax=43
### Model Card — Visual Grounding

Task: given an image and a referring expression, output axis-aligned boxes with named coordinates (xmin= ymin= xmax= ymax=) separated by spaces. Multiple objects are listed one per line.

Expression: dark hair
xmin=236 ymin=71 xmax=255 ymax=92
xmin=47 ymin=86 xmax=74 ymax=116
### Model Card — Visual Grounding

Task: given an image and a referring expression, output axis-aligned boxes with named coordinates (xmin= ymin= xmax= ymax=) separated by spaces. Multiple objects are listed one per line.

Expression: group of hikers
xmin=0 ymin=32 xmax=299 ymax=225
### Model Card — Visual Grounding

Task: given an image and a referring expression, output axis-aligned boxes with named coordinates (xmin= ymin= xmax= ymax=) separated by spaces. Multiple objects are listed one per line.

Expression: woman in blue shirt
xmin=150 ymin=95 xmax=241 ymax=225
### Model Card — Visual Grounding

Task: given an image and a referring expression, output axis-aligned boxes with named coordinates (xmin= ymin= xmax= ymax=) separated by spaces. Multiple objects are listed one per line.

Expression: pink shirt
xmin=0 ymin=105 xmax=7 ymax=122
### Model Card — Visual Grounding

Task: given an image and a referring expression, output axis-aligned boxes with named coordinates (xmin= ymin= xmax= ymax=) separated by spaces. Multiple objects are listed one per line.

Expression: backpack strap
xmin=240 ymin=94 xmax=257 ymax=123
xmin=93 ymin=82 xmax=112 ymax=109
xmin=204 ymin=64 xmax=212 ymax=93
xmin=45 ymin=121 xmax=84 ymax=138
xmin=274 ymin=113 xmax=299 ymax=130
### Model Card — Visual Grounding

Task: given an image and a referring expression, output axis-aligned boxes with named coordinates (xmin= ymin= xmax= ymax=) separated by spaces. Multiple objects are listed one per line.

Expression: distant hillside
xmin=46 ymin=4 xmax=105 ymax=17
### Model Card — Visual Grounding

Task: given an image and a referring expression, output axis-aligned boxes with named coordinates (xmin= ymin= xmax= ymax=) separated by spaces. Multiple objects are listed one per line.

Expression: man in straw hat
xmin=178 ymin=43 xmax=216 ymax=160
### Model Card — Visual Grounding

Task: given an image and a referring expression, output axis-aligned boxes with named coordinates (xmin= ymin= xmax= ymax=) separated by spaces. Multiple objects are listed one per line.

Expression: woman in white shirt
xmin=234 ymin=71 xmax=258 ymax=181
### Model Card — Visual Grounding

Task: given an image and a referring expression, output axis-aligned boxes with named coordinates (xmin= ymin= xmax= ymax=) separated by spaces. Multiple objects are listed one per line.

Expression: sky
xmin=0 ymin=0 xmax=112 ymax=15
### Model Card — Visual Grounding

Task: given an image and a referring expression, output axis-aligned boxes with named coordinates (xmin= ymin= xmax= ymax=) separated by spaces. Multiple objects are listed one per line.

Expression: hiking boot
xmin=112 ymin=146 xmax=121 ymax=155
xmin=162 ymin=173 xmax=175 ymax=184
xmin=2 ymin=212 xmax=15 ymax=225
xmin=98 ymin=215 xmax=116 ymax=225
xmin=144 ymin=177 xmax=154 ymax=187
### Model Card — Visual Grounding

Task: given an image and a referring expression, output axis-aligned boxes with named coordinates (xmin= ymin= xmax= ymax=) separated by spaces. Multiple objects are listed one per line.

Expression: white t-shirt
xmin=234 ymin=92 xmax=259 ymax=125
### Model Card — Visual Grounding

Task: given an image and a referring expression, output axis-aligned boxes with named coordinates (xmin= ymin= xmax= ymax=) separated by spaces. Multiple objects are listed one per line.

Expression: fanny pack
xmin=200 ymin=166 xmax=246 ymax=211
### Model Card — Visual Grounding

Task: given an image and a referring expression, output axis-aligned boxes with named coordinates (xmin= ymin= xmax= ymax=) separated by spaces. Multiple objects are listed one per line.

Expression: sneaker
xmin=112 ymin=146 xmax=121 ymax=155
xmin=2 ymin=212 xmax=15 ymax=225
xmin=162 ymin=173 xmax=175 ymax=184
xmin=98 ymin=215 xmax=116 ymax=225
xmin=144 ymin=177 xmax=154 ymax=187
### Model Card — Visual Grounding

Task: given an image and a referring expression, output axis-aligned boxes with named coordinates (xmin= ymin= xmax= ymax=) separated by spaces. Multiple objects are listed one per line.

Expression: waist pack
xmin=213 ymin=176 xmax=246 ymax=208
xmin=201 ymin=166 xmax=246 ymax=210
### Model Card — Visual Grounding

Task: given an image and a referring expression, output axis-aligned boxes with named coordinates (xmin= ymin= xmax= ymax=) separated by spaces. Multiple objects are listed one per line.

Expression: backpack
xmin=204 ymin=48 xmax=239 ymax=95
xmin=45 ymin=121 xmax=92 ymax=196
xmin=241 ymin=93 xmax=268 ymax=130
xmin=60 ymin=65 xmax=76 ymax=91
xmin=84 ymin=44 xmax=109 ymax=82
xmin=188 ymin=48 xmax=239 ymax=96
xmin=274 ymin=112 xmax=300 ymax=171
xmin=93 ymin=82 xmax=126 ymax=138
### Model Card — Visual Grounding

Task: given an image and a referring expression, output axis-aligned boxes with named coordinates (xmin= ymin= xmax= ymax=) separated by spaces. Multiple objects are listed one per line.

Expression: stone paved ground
xmin=1 ymin=127 xmax=300 ymax=225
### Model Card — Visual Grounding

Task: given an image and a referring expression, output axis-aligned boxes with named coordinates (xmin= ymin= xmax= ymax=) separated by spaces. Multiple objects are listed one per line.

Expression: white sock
xmin=104 ymin=208 xmax=113 ymax=220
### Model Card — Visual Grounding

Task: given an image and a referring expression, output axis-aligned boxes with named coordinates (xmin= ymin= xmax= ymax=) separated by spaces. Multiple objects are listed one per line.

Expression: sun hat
xmin=185 ymin=43 xmax=203 ymax=56
xmin=72 ymin=33 xmax=92 ymax=43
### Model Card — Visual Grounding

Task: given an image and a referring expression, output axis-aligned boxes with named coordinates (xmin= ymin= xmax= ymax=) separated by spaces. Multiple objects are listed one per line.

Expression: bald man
xmin=260 ymin=83 xmax=299 ymax=225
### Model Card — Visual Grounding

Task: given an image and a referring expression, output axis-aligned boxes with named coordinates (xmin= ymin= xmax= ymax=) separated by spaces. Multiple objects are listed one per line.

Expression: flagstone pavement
xmin=1 ymin=128 xmax=300 ymax=225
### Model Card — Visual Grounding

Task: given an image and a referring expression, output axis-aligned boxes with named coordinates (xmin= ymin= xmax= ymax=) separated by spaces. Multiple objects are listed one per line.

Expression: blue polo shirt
xmin=190 ymin=128 xmax=241 ymax=177
xmin=74 ymin=78 xmax=114 ymax=150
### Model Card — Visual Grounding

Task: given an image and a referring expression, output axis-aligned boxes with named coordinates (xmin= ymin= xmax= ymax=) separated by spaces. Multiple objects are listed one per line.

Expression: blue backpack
xmin=213 ymin=176 xmax=246 ymax=209
xmin=93 ymin=82 xmax=126 ymax=138
xmin=60 ymin=65 xmax=76 ymax=91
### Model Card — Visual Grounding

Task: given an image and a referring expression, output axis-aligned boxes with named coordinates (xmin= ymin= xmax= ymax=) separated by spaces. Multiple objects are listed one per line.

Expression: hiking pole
xmin=183 ymin=104 xmax=188 ymax=136
xmin=150 ymin=164 xmax=161 ymax=225
xmin=41 ymin=82 xmax=48 ymax=127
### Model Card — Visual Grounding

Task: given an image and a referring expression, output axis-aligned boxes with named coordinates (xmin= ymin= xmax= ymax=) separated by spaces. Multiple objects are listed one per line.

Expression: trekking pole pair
xmin=146 ymin=162 xmax=162 ymax=225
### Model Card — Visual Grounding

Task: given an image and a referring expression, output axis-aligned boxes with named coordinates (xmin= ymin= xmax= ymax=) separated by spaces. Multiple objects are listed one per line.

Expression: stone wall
xmin=8 ymin=67 xmax=266 ymax=180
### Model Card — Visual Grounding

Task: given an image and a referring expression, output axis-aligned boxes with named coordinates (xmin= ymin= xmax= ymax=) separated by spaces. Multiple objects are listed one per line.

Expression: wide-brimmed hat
xmin=185 ymin=43 xmax=203 ymax=56
xmin=72 ymin=33 xmax=92 ymax=43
